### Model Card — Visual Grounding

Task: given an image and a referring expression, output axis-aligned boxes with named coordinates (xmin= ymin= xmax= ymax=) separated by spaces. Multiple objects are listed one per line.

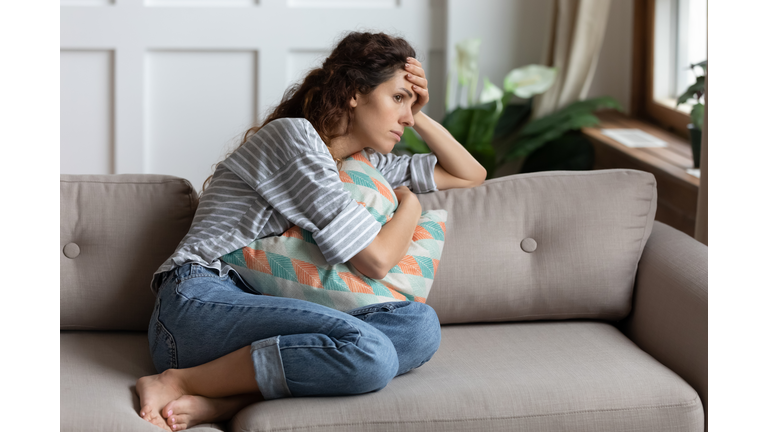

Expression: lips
xmin=390 ymin=130 xmax=403 ymax=141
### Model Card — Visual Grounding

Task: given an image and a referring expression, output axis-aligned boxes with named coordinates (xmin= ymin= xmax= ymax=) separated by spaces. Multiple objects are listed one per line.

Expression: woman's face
xmin=346 ymin=69 xmax=417 ymax=155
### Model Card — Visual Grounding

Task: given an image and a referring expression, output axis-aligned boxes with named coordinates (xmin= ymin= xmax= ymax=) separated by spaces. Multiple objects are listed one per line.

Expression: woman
xmin=136 ymin=31 xmax=487 ymax=431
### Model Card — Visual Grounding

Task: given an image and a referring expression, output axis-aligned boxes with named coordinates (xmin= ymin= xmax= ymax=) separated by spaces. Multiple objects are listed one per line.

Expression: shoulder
xmin=366 ymin=150 xmax=410 ymax=170
xmin=250 ymin=117 xmax=326 ymax=155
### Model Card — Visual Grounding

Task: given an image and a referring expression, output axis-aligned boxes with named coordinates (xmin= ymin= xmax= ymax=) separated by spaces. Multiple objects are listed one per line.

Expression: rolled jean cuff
xmin=250 ymin=336 xmax=292 ymax=400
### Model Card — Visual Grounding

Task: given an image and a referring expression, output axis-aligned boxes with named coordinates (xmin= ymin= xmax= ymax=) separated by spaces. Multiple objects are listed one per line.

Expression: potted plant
xmin=397 ymin=38 xmax=624 ymax=177
xmin=396 ymin=37 xmax=558 ymax=178
xmin=676 ymin=60 xmax=706 ymax=169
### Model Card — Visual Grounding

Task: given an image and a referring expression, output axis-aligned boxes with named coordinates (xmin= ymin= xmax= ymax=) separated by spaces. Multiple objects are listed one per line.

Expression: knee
xmin=410 ymin=302 xmax=442 ymax=360
xmin=348 ymin=334 xmax=399 ymax=394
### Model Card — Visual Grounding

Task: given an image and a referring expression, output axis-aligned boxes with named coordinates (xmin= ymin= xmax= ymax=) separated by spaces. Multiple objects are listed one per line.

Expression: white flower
xmin=456 ymin=38 xmax=482 ymax=86
xmin=503 ymin=65 xmax=557 ymax=98
xmin=479 ymin=77 xmax=503 ymax=104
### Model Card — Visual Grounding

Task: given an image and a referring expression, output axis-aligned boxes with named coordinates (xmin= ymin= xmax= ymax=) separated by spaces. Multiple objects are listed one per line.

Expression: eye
xmin=394 ymin=94 xmax=403 ymax=102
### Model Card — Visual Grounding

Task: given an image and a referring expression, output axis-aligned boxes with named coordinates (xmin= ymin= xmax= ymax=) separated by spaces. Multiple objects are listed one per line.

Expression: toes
xmin=162 ymin=395 xmax=191 ymax=420
xmin=169 ymin=418 xmax=188 ymax=431
xmin=167 ymin=413 xmax=190 ymax=430
xmin=162 ymin=399 xmax=178 ymax=419
xmin=140 ymin=404 xmax=153 ymax=419
xmin=148 ymin=411 xmax=173 ymax=431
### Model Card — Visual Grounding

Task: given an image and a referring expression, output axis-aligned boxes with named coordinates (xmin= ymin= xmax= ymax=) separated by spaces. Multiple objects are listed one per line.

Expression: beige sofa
xmin=60 ymin=169 xmax=707 ymax=432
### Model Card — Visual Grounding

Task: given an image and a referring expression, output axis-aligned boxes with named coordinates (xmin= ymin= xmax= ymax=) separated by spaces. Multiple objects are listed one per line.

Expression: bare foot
xmin=136 ymin=370 xmax=186 ymax=431
xmin=163 ymin=394 xmax=262 ymax=430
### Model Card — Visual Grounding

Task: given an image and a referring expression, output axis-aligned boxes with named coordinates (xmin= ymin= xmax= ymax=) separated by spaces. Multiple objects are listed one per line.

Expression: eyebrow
xmin=398 ymin=87 xmax=414 ymax=99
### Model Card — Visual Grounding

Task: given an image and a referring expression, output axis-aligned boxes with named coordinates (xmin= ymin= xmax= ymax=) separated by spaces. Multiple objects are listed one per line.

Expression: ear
xmin=349 ymin=93 xmax=359 ymax=108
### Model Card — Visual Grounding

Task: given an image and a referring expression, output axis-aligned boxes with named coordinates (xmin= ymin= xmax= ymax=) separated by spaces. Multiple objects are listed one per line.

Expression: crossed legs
xmin=137 ymin=264 xmax=441 ymax=430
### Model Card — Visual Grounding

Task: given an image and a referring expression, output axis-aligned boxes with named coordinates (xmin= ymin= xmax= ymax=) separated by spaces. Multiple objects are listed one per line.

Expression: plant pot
xmin=687 ymin=124 xmax=702 ymax=169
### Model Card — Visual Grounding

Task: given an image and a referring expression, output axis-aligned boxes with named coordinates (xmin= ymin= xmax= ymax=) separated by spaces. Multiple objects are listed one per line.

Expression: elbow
xmin=366 ymin=257 xmax=389 ymax=280
xmin=362 ymin=262 xmax=388 ymax=280
xmin=369 ymin=255 xmax=391 ymax=280
xmin=372 ymin=268 xmax=389 ymax=280
xmin=349 ymin=243 xmax=389 ymax=280
xmin=472 ymin=169 xmax=487 ymax=187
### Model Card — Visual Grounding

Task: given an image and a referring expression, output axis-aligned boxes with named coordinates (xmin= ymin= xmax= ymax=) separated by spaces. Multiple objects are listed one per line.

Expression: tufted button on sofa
xmin=60 ymin=170 xmax=707 ymax=432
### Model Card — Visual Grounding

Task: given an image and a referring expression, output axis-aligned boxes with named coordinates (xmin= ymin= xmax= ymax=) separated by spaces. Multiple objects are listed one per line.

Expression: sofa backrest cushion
xmin=417 ymin=169 xmax=657 ymax=325
xmin=60 ymin=169 xmax=655 ymax=330
xmin=60 ymin=175 xmax=197 ymax=331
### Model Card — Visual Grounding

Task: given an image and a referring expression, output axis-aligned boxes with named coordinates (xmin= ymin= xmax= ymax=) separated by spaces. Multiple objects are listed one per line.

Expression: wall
xmin=60 ymin=0 xmax=634 ymax=191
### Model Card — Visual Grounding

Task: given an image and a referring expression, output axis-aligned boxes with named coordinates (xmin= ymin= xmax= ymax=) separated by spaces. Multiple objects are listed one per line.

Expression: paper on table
xmin=600 ymin=128 xmax=668 ymax=148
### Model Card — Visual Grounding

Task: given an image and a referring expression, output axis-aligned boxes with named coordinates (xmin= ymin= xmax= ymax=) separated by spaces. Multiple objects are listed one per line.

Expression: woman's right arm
xmin=349 ymin=186 xmax=422 ymax=280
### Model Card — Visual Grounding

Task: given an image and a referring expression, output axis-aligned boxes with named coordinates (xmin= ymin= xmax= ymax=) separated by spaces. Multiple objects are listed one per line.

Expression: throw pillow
xmin=220 ymin=151 xmax=447 ymax=312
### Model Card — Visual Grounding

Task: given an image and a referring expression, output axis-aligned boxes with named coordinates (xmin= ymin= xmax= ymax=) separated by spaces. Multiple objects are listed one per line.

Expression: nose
xmin=401 ymin=107 xmax=414 ymax=127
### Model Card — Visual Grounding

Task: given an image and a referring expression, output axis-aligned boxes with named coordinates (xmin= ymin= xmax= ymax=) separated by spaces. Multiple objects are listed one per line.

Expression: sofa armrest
xmin=617 ymin=221 xmax=707 ymax=427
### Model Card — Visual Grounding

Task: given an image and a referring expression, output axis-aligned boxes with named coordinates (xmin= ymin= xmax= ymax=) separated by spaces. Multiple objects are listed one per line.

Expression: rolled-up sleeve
xmin=367 ymin=151 xmax=439 ymax=193
xmin=313 ymin=200 xmax=381 ymax=265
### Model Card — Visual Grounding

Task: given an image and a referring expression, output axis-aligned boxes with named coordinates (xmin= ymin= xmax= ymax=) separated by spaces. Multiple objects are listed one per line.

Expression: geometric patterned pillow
xmin=219 ymin=150 xmax=447 ymax=312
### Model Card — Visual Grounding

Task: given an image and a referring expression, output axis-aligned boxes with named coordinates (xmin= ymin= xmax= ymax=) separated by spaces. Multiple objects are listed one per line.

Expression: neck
xmin=328 ymin=135 xmax=359 ymax=160
xmin=327 ymin=117 xmax=362 ymax=160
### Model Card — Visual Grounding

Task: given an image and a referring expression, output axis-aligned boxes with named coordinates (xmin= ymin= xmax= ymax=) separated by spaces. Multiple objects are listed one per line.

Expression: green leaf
xmin=690 ymin=103 xmax=705 ymax=130
xmin=500 ymin=90 xmax=514 ymax=108
xmin=442 ymin=107 xmax=474 ymax=144
xmin=519 ymin=131 xmax=594 ymax=173
xmin=395 ymin=128 xmax=430 ymax=154
xmin=441 ymin=102 xmax=501 ymax=176
xmin=470 ymin=147 xmax=497 ymax=178
xmin=465 ymin=101 xmax=502 ymax=152
xmin=676 ymin=76 xmax=706 ymax=106
xmin=503 ymin=113 xmax=601 ymax=163
xmin=518 ymin=96 xmax=622 ymax=138
xmin=493 ymin=100 xmax=532 ymax=139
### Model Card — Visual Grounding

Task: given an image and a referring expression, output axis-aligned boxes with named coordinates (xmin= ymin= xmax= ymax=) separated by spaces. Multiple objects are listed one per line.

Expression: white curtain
xmin=694 ymin=71 xmax=708 ymax=245
xmin=532 ymin=0 xmax=613 ymax=120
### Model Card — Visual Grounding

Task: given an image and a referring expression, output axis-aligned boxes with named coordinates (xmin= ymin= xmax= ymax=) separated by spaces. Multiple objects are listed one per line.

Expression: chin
xmin=369 ymin=144 xmax=390 ymax=155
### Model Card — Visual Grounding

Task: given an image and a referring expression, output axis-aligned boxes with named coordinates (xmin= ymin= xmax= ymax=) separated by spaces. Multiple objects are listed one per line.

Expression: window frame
xmin=631 ymin=0 xmax=696 ymax=140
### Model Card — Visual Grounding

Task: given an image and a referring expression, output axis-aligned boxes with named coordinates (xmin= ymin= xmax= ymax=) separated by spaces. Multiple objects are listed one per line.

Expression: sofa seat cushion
xmin=60 ymin=332 xmax=224 ymax=432
xmin=232 ymin=322 xmax=703 ymax=432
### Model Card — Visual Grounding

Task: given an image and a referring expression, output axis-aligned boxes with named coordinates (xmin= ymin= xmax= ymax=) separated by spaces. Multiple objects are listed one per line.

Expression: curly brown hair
xmin=201 ymin=30 xmax=417 ymax=193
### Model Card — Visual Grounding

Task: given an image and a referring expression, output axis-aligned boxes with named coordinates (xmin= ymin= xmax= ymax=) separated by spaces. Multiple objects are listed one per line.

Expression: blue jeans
xmin=148 ymin=263 xmax=441 ymax=400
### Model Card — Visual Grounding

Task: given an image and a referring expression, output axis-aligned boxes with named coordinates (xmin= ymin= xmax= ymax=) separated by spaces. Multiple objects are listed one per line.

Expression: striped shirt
xmin=151 ymin=117 xmax=439 ymax=293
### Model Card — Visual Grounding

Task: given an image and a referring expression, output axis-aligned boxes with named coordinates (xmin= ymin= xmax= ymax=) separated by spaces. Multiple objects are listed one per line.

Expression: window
xmin=653 ymin=0 xmax=707 ymax=113
xmin=632 ymin=0 xmax=707 ymax=138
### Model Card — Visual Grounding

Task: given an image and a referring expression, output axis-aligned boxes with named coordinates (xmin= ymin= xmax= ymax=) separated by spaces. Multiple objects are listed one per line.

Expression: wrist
xmin=398 ymin=192 xmax=419 ymax=210
xmin=413 ymin=111 xmax=425 ymax=130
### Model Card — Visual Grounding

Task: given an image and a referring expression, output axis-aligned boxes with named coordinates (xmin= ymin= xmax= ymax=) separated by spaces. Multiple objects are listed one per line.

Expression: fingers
xmin=406 ymin=72 xmax=427 ymax=87
xmin=404 ymin=60 xmax=425 ymax=79
xmin=405 ymin=58 xmax=429 ymax=111
xmin=406 ymin=56 xmax=423 ymax=68
xmin=411 ymin=84 xmax=428 ymax=104
xmin=404 ymin=58 xmax=427 ymax=95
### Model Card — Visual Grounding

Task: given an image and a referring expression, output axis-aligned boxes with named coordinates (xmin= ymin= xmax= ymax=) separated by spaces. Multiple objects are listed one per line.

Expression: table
xmin=582 ymin=110 xmax=700 ymax=237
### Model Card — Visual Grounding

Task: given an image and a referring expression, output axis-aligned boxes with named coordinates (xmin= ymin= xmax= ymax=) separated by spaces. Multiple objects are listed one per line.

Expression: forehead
xmin=381 ymin=70 xmax=409 ymax=88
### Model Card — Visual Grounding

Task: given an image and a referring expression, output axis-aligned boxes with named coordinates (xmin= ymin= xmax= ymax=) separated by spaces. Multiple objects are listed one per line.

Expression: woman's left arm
xmin=405 ymin=57 xmax=486 ymax=190
xmin=412 ymin=111 xmax=487 ymax=190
